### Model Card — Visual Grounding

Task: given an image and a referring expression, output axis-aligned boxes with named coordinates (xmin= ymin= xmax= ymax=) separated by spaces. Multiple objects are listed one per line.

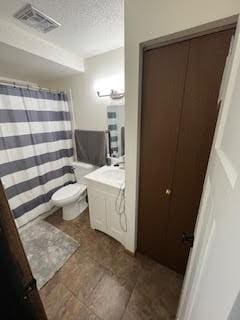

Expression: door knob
xmin=165 ymin=189 xmax=171 ymax=195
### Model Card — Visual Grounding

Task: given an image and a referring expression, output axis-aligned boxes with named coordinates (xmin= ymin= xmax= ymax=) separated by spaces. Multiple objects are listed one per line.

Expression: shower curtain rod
xmin=0 ymin=79 xmax=66 ymax=94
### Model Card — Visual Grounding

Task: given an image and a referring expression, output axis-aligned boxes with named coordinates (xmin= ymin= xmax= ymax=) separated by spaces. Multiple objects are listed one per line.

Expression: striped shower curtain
xmin=0 ymin=85 xmax=75 ymax=227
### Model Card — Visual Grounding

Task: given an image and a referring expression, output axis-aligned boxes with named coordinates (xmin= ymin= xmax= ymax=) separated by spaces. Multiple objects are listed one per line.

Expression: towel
xmin=75 ymin=130 xmax=107 ymax=166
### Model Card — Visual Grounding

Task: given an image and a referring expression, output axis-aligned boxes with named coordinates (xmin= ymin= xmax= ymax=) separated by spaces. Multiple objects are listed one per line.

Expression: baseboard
xmin=124 ymin=248 xmax=136 ymax=257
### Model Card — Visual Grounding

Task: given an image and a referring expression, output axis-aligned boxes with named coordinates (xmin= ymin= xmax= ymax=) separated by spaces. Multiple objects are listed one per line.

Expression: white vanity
xmin=84 ymin=166 xmax=126 ymax=245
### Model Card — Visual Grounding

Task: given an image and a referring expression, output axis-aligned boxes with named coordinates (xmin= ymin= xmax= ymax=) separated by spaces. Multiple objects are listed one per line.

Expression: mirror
xmin=107 ymin=105 xmax=125 ymax=158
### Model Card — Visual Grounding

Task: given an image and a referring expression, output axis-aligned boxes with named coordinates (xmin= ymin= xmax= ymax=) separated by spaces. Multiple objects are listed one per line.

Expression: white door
xmin=178 ymin=17 xmax=240 ymax=320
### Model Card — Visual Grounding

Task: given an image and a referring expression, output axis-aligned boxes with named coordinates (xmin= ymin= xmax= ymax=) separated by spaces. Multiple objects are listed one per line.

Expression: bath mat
xmin=19 ymin=220 xmax=79 ymax=289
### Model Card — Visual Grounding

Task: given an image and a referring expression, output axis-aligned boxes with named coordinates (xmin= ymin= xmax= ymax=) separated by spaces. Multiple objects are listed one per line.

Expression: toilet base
xmin=62 ymin=198 xmax=88 ymax=221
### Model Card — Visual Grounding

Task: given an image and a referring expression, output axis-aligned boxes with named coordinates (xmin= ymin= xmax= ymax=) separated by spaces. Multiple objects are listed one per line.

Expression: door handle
xmin=182 ymin=232 xmax=194 ymax=247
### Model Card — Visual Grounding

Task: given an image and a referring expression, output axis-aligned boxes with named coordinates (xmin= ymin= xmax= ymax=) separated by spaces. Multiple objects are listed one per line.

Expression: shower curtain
xmin=0 ymin=84 xmax=75 ymax=227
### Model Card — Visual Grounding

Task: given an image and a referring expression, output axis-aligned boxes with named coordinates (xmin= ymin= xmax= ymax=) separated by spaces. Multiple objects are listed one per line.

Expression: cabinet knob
xmin=165 ymin=189 xmax=171 ymax=195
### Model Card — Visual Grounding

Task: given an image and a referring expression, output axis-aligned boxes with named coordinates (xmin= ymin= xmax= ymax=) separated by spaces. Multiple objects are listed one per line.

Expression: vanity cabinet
xmin=85 ymin=166 xmax=125 ymax=246
xmin=87 ymin=188 xmax=124 ymax=245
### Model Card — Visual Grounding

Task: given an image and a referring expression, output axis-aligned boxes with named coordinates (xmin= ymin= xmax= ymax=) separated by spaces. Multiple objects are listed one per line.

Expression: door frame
xmin=0 ymin=180 xmax=48 ymax=319
xmin=137 ymin=14 xmax=239 ymax=319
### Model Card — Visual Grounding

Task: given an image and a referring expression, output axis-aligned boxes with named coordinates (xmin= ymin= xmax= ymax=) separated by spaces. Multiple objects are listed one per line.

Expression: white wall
xmin=0 ymin=19 xmax=84 ymax=72
xmin=124 ymin=0 xmax=240 ymax=252
xmin=41 ymin=47 xmax=124 ymax=131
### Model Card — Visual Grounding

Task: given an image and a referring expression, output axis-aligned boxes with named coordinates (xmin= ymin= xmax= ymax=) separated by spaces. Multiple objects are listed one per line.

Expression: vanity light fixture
xmin=97 ymin=89 xmax=125 ymax=100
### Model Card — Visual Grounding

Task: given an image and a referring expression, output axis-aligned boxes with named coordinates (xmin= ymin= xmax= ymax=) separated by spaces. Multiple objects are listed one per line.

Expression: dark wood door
xmin=138 ymin=41 xmax=190 ymax=260
xmin=0 ymin=181 xmax=48 ymax=319
xmin=138 ymin=28 xmax=235 ymax=274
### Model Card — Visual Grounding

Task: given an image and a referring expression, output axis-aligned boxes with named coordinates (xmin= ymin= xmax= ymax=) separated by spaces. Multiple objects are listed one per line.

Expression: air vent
xmin=15 ymin=4 xmax=61 ymax=33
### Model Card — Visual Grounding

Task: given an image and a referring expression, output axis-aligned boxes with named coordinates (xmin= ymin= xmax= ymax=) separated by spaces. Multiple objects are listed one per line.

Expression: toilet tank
xmin=72 ymin=161 xmax=97 ymax=184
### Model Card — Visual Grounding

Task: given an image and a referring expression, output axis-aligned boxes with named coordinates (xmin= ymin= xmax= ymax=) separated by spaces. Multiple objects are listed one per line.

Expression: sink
xmin=84 ymin=165 xmax=125 ymax=189
xmin=101 ymin=169 xmax=125 ymax=182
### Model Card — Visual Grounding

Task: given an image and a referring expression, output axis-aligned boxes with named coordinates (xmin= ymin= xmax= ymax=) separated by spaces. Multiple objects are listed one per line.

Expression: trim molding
xmin=141 ymin=15 xmax=238 ymax=51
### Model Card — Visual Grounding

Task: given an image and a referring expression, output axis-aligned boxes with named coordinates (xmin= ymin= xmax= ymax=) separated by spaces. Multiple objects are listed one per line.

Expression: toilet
xmin=51 ymin=161 xmax=97 ymax=220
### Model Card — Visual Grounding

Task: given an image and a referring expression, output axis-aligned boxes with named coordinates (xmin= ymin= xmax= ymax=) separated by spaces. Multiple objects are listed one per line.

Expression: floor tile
xmin=137 ymin=262 xmax=177 ymax=294
xmin=122 ymin=288 xmax=173 ymax=320
xmin=86 ymin=233 xmax=121 ymax=270
xmin=46 ymin=210 xmax=89 ymax=242
xmin=136 ymin=263 xmax=183 ymax=316
xmin=135 ymin=252 xmax=159 ymax=272
xmin=56 ymin=249 xmax=105 ymax=302
xmin=110 ymin=248 xmax=142 ymax=290
xmin=44 ymin=209 xmax=183 ymax=319
xmin=159 ymin=273 xmax=183 ymax=316
xmin=88 ymin=272 xmax=131 ymax=320
xmin=40 ymin=276 xmax=99 ymax=320
xmin=45 ymin=209 xmax=63 ymax=226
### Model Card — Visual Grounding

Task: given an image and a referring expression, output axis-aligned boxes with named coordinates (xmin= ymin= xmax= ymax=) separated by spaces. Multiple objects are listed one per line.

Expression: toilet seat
xmin=52 ymin=183 xmax=86 ymax=206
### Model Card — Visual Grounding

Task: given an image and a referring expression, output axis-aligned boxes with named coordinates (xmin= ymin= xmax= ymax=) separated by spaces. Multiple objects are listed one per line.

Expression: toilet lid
xmin=52 ymin=183 xmax=86 ymax=202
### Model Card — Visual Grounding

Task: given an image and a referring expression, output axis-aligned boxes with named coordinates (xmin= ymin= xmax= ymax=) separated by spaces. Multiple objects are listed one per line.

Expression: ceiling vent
xmin=15 ymin=4 xmax=61 ymax=33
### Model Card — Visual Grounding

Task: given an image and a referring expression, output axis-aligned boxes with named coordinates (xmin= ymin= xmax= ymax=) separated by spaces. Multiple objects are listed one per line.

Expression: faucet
xmin=114 ymin=156 xmax=125 ymax=169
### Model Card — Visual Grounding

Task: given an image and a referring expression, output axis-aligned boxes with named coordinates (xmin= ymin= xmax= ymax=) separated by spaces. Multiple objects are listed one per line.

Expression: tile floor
xmin=40 ymin=209 xmax=183 ymax=320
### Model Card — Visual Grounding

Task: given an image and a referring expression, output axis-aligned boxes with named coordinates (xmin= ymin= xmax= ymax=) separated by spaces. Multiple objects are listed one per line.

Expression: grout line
xmin=47 ymin=212 xmax=158 ymax=320
xmin=60 ymin=281 xmax=103 ymax=320
xmin=119 ymin=274 xmax=139 ymax=320
xmin=52 ymin=246 xmax=106 ymax=318
xmin=48 ymin=212 xmax=178 ymax=319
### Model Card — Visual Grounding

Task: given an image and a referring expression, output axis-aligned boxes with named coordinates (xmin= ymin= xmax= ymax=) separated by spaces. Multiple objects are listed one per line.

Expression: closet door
xmin=138 ymin=28 xmax=234 ymax=275
xmin=138 ymin=41 xmax=189 ymax=259
xmin=165 ymin=29 xmax=235 ymax=274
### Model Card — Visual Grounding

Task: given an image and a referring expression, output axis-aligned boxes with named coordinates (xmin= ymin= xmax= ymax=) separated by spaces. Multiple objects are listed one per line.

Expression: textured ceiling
xmin=0 ymin=0 xmax=124 ymax=58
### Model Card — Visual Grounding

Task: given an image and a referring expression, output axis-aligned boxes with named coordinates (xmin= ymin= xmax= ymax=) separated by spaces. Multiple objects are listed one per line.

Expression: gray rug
xmin=20 ymin=220 xmax=79 ymax=289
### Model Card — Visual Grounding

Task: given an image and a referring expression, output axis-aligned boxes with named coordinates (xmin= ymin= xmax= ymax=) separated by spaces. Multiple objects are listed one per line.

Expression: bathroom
xmin=1 ymin=1 xmax=240 ymax=320
xmin=0 ymin=1 xmax=183 ymax=319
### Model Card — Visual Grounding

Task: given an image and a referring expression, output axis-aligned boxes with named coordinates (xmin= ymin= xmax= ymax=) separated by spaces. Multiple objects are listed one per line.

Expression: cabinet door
xmin=88 ymin=188 xmax=107 ymax=233
xmin=106 ymin=194 xmax=124 ymax=244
